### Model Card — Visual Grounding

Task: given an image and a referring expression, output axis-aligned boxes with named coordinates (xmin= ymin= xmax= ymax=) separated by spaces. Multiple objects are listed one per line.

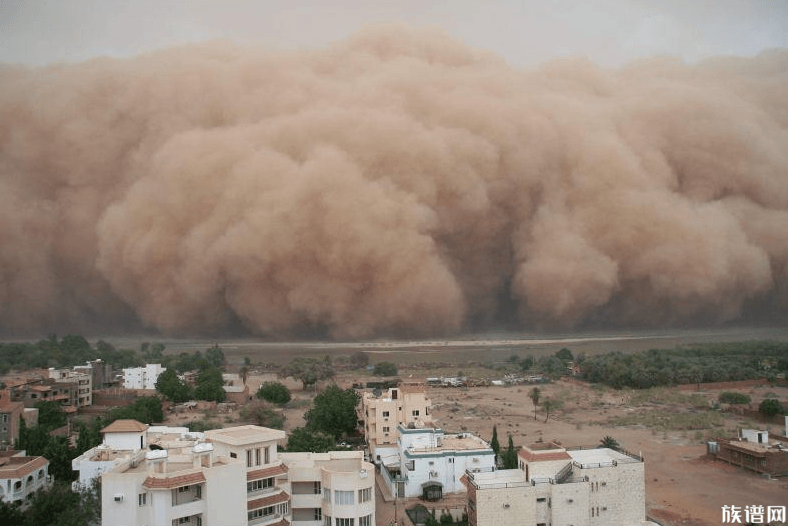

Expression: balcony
xmin=171 ymin=484 xmax=203 ymax=506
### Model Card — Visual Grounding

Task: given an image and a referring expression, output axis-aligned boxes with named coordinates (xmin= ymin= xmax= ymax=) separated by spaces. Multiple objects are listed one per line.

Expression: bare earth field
xmin=148 ymin=328 xmax=788 ymax=526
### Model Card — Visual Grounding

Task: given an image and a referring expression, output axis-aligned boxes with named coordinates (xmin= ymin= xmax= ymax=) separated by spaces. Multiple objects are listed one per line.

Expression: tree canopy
xmin=759 ymin=398 xmax=785 ymax=417
xmin=286 ymin=427 xmax=336 ymax=453
xmin=256 ymin=382 xmax=291 ymax=405
xmin=155 ymin=368 xmax=193 ymax=402
xmin=194 ymin=366 xmax=226 ymax=402
xmin=279 ymin=357 xmax=335 ymax=389
xmin=373 ymin=361 xmax=398 ymax=376
xmin=304 ymin=384 xmax=359 ymax=439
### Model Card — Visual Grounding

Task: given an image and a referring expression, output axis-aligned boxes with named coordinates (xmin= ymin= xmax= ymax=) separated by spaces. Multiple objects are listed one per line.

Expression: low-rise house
xmin=0 ymin=450 xmax=53 ymax=506
xmin=712 ymin=429 xmax=788 ymax=477
xmin=0 ymin=389 xmax=24 ymax=448
xmin=463 ymin=442 xmax=648 ymax=526
xmin=381 ymin=424 xmax=495 ymax=500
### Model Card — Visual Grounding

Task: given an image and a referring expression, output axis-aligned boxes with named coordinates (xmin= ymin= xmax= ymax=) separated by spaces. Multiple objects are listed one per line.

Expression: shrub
xmin=256 ymin=382 xmax=292 ymax=405
xmin=718 ymin=392 xmax=751 ymax=405
xmin=373 ymin=362 xmax=398 ymax=376
xmin=759 ymin=398 xmax=785 ymax=417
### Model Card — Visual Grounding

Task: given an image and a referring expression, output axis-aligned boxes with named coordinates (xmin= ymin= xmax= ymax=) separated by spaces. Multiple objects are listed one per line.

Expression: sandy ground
xmin=160 ymin=368 xmax=788 ymax=526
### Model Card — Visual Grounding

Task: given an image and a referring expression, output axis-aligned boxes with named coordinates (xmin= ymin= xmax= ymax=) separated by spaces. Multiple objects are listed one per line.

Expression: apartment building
xmin=381 ymin=424 xmax=495 ymax=500
xmin=0 ymin=450 xmax=52 ymax=506
xmin=358 ymin=382 xmax=431 ymax=461
xmin=1 ymin=389 xmax=24 ymax=448
xmin=204 ymin=426 xmax=291 ymax=526
xmin=281 ymin=451 xmax=375 ymax=526
xmin=48 ymin=366 xmax=93 ymax=407
xmin=123 ymin=364 xmax=166 ymax=390
xmin=463 ymin=442 xmax=647 ymax=526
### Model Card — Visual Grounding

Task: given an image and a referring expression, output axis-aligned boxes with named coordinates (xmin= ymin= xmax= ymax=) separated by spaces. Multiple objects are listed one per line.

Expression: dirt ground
xmin=160 ymin=367 xmax=788 ymax=526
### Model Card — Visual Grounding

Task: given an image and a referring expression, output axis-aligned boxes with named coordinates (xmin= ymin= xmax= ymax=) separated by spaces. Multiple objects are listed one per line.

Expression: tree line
xmin=580 ymin=341 xmax=788 ymax=389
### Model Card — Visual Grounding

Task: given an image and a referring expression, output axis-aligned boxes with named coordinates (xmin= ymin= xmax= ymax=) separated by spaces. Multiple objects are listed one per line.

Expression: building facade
xmin=712 ymin=429 xmax=788 ymax=477
xmin=381 ymin=424 xmax=495 ymax=500
xmin=123 ymin=364 xmax=166 ymax=390
xmin=48 ymin=367 xmax=93 ymax=407
xmin=0 ymin=451 xmax=52 ymax=506
xmin=463 ymin=442 xmax=647 ymax=526
xmin=358 ymin=382 xmax=431 ymax=461
xmin=281 ymin=451 xmax=375 ymax=526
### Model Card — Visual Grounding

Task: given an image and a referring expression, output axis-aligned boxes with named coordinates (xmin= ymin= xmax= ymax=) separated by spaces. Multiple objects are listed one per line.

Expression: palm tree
xmin=600 ymin=436 xmax=620 ymax=450
xmin=529 ymin=387 xmax=541 ymax=420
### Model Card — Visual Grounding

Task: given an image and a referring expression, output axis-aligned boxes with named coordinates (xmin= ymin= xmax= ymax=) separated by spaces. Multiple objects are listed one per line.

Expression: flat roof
xmin=567 ymin=448 xmax=632 ymax=465
xmin=205 ymin=425 xmax=285 ymax=446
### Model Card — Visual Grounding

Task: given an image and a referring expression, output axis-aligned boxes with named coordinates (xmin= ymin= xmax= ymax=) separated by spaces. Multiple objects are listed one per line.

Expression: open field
xmin=92 ymin=326 xmax=788 ymax=367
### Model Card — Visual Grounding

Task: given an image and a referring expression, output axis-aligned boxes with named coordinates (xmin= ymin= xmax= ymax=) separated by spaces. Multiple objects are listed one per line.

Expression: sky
xmin=2 ymin=0 xmax=787 ymax=67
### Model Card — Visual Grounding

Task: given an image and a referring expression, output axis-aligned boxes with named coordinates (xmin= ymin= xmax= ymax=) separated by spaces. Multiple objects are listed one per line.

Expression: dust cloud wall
xmin=1 ymin=26 xmax=787 ymax=339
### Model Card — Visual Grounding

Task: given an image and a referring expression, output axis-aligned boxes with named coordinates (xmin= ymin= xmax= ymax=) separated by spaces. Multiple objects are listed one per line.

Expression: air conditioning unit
xmin=113 ymin=494 xmax=124 ymax=502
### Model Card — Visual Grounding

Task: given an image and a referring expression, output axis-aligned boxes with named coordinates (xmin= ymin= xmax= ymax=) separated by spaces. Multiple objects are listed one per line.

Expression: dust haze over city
xmin=1 ymin=1 xmax=788 ymax=342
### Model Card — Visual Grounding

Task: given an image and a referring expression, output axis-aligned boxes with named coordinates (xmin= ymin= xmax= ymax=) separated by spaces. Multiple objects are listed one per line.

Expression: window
xmin=537 ymin=498 xmax=546 ymax=503
xmin=448 ymin=458 xmax=454 ymax=464
xmin=178 ymin=485 xmax=191 ymax=493
xmin=334 ymin=490 xmax=354 ymax=505
xmin=247 ymin=478 xmax=273 ymax=493
xmin=324 ymin=517 xmax=332 ymax=526
xmin=247 ymin=450 xmax=253 ymax=468
xmin=382 ymin=411 xmax=390 ymax=418
xmin=314 ymin=481 xmax=322 ymax=494
xmin=230 ymin=452 xmax=237 ymax=459
xmin=138 ymin=493 xmax=147 ymax=506
xmin=248 ymin=506 xmax=276 ymax=520
xmin=412 ymin=410 xmax=419 ymax=416
xmin=264 ymin=446 xmax=270 ymax=464
xmin=255 ymin=448 xmax=261 ymax=466
xmin=323 ymin=488 xmax=331 ymax=502
xmin=360 ymin=515 xmax=373 ymax=526
xmin=314 ymin=508 xmax=323 ymax=520
xmin=358 ymin=487 xmax=372 ymax=503
xmin=382 ymin=426 xmax=390 ymax=433
xmin=336 ymin=519 xmax=354 ymax=526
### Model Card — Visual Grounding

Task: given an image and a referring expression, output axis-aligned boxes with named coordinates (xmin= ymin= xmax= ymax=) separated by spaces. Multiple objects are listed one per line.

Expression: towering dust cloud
xmin=1 ymin=26 xmax=787 ymax=339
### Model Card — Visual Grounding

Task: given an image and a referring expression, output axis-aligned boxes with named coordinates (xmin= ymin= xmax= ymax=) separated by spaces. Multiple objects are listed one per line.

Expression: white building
xmin=73 ymin=420 xmax=203 ymax=491
xmin=98 ymin=423 xmax=377 ymax=526
xmin=281 ymin=451 xmax=375 ymax=526
xmin=0 ymin=451 xmax=52 ymax=506
xmin=381 ymin=424 xmax=495 ymax=500
xmin=123 ymin=364 xmax=165 ymax=390
xmin=463 ymin=442 xmax=649 ymax=526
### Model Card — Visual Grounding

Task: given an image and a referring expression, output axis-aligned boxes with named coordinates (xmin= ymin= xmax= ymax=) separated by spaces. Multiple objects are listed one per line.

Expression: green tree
xmin=600 ymin=436 xmax=620 ymax=450
xmin=239 ymin=402 xmax=285 ymax=429
xmin=107 ymin=396 xmax=163 ymax=424
xmin=304 ymin=385 xmax=360 ymax=439
xmin=194 ymin=366 xmax=226 ymax=402
xmin=205 ymin=345 xmax=225 ymax=368
xmin=155 ymin=368 xmax=192 ymax=402
xmin=529 ymin=387 xmax=541 ymax=420
xmin=519 ymin=356 xmax=534 ymax=371
xmin=279 ymin=357 xmax=335 ymax=389
xmin=555 ymin=347 xmax=574 ymax=362
xmin=256 ymin=382 xmax=291 ymax=405
xmin=373 ymin=362 xmax=398 ymax=376
xmin=490 ymin=425 xmax=500 ymax=458
xmin=759 ymin=398 xmax=785 ymax=417
xmin=286 ymin=427 xmax=336 ymax=453
xmin=34 ymin=401 xmax=67 ymax=431
xmin=503 ymin=435 xmax=518 ymax=469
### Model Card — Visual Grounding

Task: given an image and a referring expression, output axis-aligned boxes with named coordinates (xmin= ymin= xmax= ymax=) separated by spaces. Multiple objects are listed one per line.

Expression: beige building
xmin=358 ymin=382 xmax=431 ymax=460
xmin=281 ymin=451 xmax=375 ymax=526
xmin=464 ymin=442 xmax=648 ymax=526
xmin=48 ymin=366 xmax=93 ymax=407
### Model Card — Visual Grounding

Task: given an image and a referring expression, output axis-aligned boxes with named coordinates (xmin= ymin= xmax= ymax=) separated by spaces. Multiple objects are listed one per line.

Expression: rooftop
xmin=0 ymin=456 xmax=48 ymax=479
xmin=205 ymin=425 xmax=285 ymax=446
xmin=101 ymin=419 xmax=149 ymax=434
xmin=567 ymin=448 xmax=636 ymax=465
